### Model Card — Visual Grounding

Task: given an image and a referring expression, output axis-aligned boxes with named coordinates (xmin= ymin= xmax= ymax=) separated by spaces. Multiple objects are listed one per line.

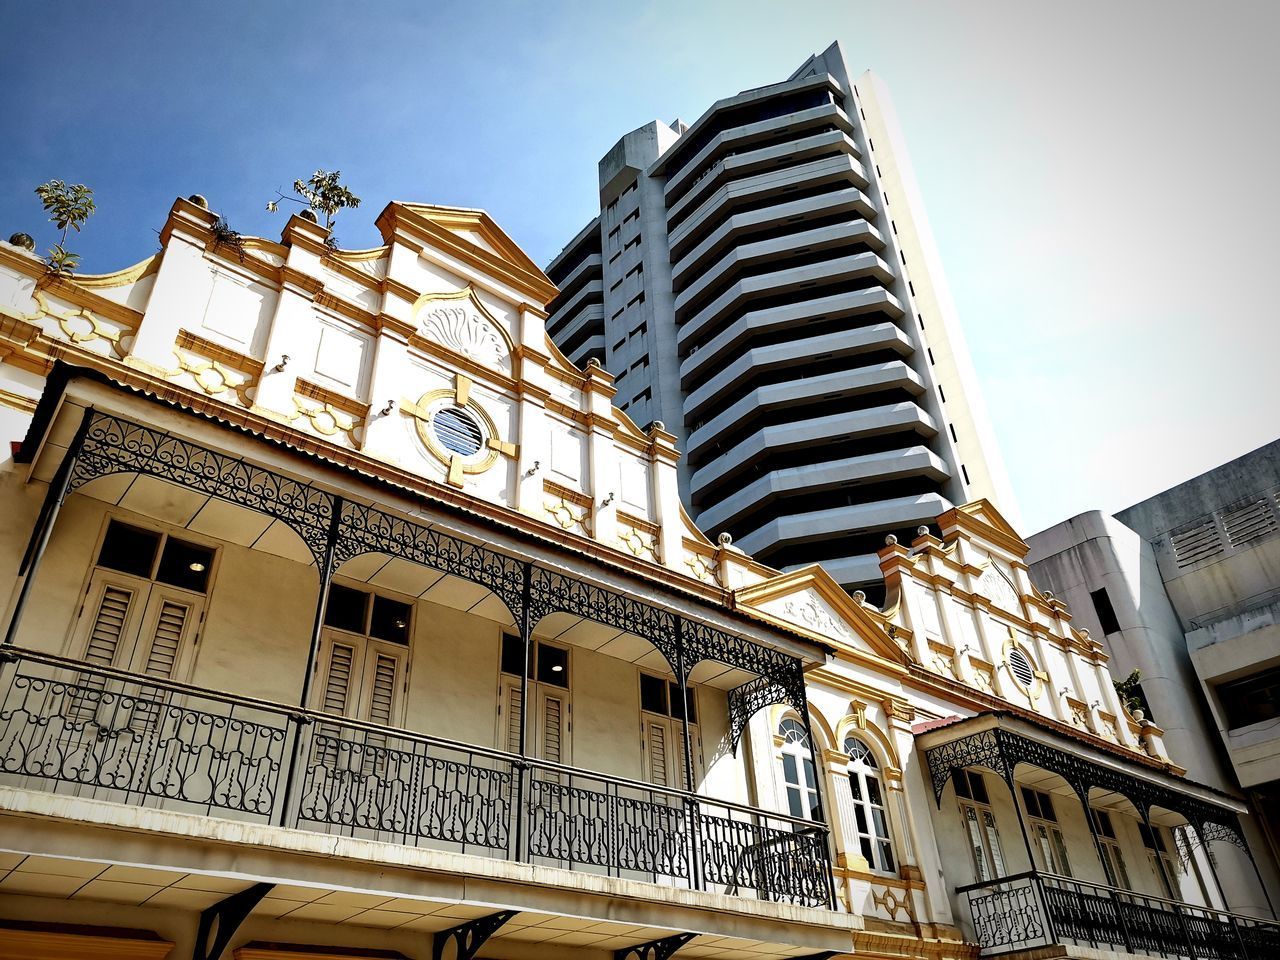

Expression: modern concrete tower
xmin=546 ymin=42 xmax=1014 ymax=590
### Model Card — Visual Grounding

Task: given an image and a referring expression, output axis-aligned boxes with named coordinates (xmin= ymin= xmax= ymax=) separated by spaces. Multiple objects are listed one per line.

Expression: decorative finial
xmin=187 ymin=194 xmax=209 ymax=209
xmin=718 ymin=532 xmax=733 ymax=547
xmin=7 ymin=233 xmax=35 ymax=251
xmin=1044 ymin=590 xmax=1054 ymax=600
xmin=298 ymin=209 xmax=319 ymax=223
xmin=884 ymin=534 xmax=898 ymax=546
xmin=587 ymin=357 xmax=601 ymax=369
xmin=652 ymin=420 xmax=664 ymax=432
xmin=1079 ymin=628 xmax=1090 ymax=639
xmin=917 ymin=525 xmax=930 ymax=537
xmin=853 ymin=590 xmax=867 ymax=604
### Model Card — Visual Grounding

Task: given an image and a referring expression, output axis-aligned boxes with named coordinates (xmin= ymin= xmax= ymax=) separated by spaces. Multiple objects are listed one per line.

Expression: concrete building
xmin=545 ymin=42 xmax=1015 ymax=592
xmin=0 ymin=195 xmax=1274 ymax=960
xmin=1027 ymin=441 xmax=1280 ymax=909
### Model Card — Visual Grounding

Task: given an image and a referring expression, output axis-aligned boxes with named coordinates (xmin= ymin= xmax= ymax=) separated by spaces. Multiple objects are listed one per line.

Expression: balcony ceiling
xmin=0 ymin=853 xmax=827 ymax=957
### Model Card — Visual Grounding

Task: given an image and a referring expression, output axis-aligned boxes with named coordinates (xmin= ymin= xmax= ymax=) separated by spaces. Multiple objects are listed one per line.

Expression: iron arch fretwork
xmin=335 ymin=501 xmax=526 ymax=621
xmin=923 ymin=727 xmax=1245 ymax=844
xmin=59 ymin=414 xmax=818 ymax=754
xmin=527 ymin=566 xmax=678 ymax=670
xmin=683 ymin=619 xmax=809 ymax=753
xmin=68 ymin=412 xmax=336 ymax=566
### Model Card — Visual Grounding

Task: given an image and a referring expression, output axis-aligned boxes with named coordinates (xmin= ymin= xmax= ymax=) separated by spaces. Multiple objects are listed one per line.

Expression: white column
xmin=128 ymin=199 xmax=218 ymax=371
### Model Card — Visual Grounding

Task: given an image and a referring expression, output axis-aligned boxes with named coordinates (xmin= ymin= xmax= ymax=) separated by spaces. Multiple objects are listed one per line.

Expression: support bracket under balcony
xmin=192 ymin=882 xmax=274 ymax=960
xmin=432 ymin=909 xmax=518 ymax=960
xmin=615 ymin=932 xmax=696 ymax=960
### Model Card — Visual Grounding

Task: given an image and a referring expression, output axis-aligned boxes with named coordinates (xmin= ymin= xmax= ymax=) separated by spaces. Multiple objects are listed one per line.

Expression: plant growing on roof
xmin=267 ymin=169 xmax=361 ymax=249
xmin=210 ymin=216 xmax=246 ymax=262
xmin=1113 ymin=668 xmax=1147 ymax=718
xmin=34 ymin=180 xmax=96 ymax=275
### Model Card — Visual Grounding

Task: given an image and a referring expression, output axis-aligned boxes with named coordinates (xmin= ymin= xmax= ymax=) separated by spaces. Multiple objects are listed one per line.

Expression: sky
xmin=1 ymin=0 xmax=1277 ymax=534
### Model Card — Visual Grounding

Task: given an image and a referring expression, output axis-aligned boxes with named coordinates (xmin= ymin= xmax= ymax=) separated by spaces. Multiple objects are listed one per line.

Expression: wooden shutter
xmin=541 ymin=691 xmax=565 ymax=764
xmin=643 ymin=717 xmax=670 ymax=787
xmin=500 ymin=677 xmax=523 ymax=754
xmin=140 ymin=600 xmax=190 ymax=679
xmin=84 ymin=585 xmax=135 ymax=667
xmin=321 ymin=641 xmax=358 ymax=716
xmin=366 ymin=651 xmax=400 ymax=727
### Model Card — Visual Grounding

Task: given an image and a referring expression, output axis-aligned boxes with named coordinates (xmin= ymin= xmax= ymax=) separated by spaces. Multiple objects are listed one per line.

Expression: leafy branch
xmin=267 ymin=169 xmax=361 ymax=249
xmin=35 ymin=180 xmax=95 ymax=276
xmin=1113 ymin=669 xmax=1148 ymax=717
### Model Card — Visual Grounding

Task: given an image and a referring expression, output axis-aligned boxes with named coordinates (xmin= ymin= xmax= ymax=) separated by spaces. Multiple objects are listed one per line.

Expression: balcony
xmin=958 ymin=871 xmax=1280 ymax=959
xmin=0 ymin=647 xmax=831 ymax=906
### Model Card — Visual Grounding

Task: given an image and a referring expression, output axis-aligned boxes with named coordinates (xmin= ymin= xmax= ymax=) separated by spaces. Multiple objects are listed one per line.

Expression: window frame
xmin=777 ymin=716 xmax=821 ymax=821
xmin=843 ymin=734 xmax=896 ymax=875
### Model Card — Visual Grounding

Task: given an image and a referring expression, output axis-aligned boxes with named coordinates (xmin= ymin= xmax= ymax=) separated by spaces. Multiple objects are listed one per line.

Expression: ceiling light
xmin=551 ymin=664 xmax=564 ymax=672
xmin=188 ymin=562 xmax=206 ymax=573
xmin=393 ymin=618 xmax=407 ymax=629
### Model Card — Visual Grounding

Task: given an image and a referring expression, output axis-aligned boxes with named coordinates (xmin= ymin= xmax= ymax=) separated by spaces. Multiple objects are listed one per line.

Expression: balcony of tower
xmin=663 ymin=127 xmax=866 ymax=231
xmin=687 ymin=398 xmax=940 ymax=505
xmin=678 ymin=286 xmax=904 ymax=388
xmin=666 ymin=154 xmax=875 ymax=259
xmin=661 ymin=98 xmax=856 ymax=205
xmin=674 ymin=248 xmax=895 ymax=353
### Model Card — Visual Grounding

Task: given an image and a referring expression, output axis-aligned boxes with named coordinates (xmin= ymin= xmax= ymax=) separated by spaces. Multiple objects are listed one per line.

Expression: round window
xmin=1008 ymin=648 xmax=1035 ymax=687
xmin=432 ymin=407 xmax=484 ymax=456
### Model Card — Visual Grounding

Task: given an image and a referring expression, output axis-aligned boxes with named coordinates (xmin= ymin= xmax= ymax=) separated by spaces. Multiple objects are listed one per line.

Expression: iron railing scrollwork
xmin=0 ymin=652 xmax=288 ymax=818
xmin=958 ymin=871 xmax=1280 ymax=959
xmin=0 ymin=649 xmax=832 ymax=907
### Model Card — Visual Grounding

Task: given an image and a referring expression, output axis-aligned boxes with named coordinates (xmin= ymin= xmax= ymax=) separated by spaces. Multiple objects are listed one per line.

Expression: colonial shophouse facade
xmin=0 ymin=198 xmax=1273 ymax=960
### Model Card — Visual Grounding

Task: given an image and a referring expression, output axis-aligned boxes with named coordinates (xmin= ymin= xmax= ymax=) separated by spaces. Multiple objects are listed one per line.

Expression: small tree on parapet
xmin=267 ymin=170 xmax=361 ymax=248
xmin=35 ymin=180 xmax=96 ymax=275
xmin=1113 ymin=668 xmax=1147 ymax=718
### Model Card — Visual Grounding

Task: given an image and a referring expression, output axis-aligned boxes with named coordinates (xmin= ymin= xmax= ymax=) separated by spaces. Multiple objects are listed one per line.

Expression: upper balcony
xmin=918 ymin=713 xmax=1276 ymax=959
xmin=0 ymin=377 xmax=847 ymax=945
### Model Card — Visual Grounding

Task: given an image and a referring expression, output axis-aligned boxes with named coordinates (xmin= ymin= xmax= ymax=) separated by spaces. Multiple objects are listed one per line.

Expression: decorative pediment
xmin=940 ymin=498 xmax=1029 ymax=559
xmin=735 ymin=565 xmax=908 ymax=670
xmin=412 ymin=286 xmax=513 ymax=376
xmin=382 ymin=202 xmax=557 ymax=307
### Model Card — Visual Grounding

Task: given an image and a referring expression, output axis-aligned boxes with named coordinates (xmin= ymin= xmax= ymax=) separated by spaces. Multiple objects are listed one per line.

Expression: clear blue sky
xmin=2 ymin=0 xmax=1277 ymax=534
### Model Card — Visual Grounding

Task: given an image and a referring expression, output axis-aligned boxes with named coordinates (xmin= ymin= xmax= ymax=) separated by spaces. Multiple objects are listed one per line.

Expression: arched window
xmin=779 ymin=717 xmax=820 ymax=820
xmin=845 ymin=735 xmax=896 ymax=873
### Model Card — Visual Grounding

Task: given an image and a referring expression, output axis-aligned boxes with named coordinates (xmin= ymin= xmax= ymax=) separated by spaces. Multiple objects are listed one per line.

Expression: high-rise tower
xmin=546 ymin=42 xmax=1014 ymax=589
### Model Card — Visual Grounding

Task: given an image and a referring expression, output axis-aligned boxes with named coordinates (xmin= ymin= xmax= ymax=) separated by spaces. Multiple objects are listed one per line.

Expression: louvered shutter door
xmin=366 ymin=652 xmax=400 ymax=727
xmin=74 ymin=583 xmax=138 ymax=725
xmin=675 ymin=726 xmax=690 ymax=792
xmin=502 ymin=678 xmax=523 ymax=754
xmin=322 ymin=641 xmax=358 ymax=715
xmin=84 ymin=586 xmax=134 ymax=666
xmin=541 ymin=692 xmax=564 ymax=764
xmin=140 ymin=600 xmax=189 ymax=679
xmin=644 ymin=718 xmax=670 ymax=787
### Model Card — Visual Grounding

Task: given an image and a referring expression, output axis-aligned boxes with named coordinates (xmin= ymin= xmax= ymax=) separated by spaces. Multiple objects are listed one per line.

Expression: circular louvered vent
xmin=433 ymin=407 xmax=484 ymax=456
xmin=1008 ymin=648 xmax=1035 ymax=687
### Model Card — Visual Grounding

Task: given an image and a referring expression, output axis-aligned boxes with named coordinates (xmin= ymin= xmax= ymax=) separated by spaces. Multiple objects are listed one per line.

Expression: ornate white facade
xmin=0 ymin=198 xmax=1273 ymax=960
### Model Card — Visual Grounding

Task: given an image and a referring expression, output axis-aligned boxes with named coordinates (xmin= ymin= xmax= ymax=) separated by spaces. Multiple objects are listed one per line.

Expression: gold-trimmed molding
xmin=175 ymin=329 xmax=265 ymax=375
xmin=0 ymin=386 xmax=37 ymax=413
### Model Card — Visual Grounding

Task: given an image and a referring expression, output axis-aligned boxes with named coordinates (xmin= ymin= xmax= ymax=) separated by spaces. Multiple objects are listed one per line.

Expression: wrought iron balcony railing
xmin=0 ymin=648 xmax=831 ymax=907
xmin=957 ymin=871 xmax=1280 ymax=959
